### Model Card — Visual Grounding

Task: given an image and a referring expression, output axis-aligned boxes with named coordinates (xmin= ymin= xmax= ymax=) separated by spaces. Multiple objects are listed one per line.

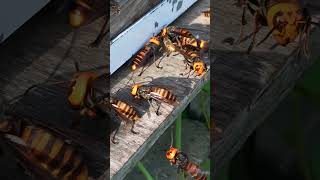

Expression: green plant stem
xmin=137 ymin=161 xmax=154 ymax=180
xmin=200 ymin=92 xmax=210 ymax=129
xmin=175 ymin=114 xmax=182 ymax=149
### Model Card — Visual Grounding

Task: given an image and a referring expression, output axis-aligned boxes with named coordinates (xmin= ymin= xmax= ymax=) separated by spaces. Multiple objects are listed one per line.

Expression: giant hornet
xmin=67 ymin=71 xmax=101 ymax=119
xmin=174 ymin=46 xmax=207 ymax=77
xmin=161 ymin=27 xmax=208 ymax=77
xmin=166 ymin=146 xmax=208 ymax=180
xmin=126 ymin=33 xmax=174 ymax=85
xmin=234 ymin=0 xmax=320 ymax=57
xmin=130 ymin=35 xmax=163 ymax=76
xmin=126 ymin=26 xmax=208 ymax=84
xmin=131 ymin=83 xmax=178 ymax=116
xmin=18 ymin=61 xmax=107 ymax=127
xmin=0 ymin=117 xmax=91 ymax=180
xmin=162 ymin=26 xmax=209 ymax=51
xmin=107 ymin=98 xmax=141 ymax=144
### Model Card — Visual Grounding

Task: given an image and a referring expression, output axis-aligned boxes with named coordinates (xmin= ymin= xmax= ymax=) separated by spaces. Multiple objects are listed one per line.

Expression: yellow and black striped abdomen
xmin=179 ymin=37 xmax=208 ymax=50
xmin=151 ymin=87 xmax=177 ymax=103
xmin=180 ymin=36 xmax=197 ymax=47
xmin=186 ymin=50 xmax=200 ymax=59
xmin=21 ymin=126 xmax=88 ymax=180
xmin=173 ymin=28 xmax=193 ymax=37
xmin=202 ymin=10 xmax=210 ymax=17
xmin=132 ymin=46 xmax=152 ymax=69
xmin=184 ymin=161 xmax=207 ymax=180
xmin=113 ymin=100 xmax=140 ymax=121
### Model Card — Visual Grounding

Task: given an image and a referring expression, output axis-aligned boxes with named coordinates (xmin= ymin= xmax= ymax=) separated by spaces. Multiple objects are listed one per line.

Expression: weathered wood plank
xmin=212 ymin=0 xmax=320 ymax=178
xmin=110 ymin=0 xmax=162 ymax=39
xmin=0 ymin=1 xmax=108 ymax=179
xmin=109 ymin=0 xmax=210 ymax=179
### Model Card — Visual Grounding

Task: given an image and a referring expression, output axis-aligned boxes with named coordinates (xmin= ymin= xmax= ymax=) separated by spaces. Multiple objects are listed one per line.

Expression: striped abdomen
xmin=170 ymin=27 xmax=194 ymax=37
xmin=21 ymin=126 xmax=88 ymax=180
xmin=202 ymin=10 xmax=210 ymax=17
xmin=184 ymin=50 xmax=201 ymax=62
xmin=150 ymin=87 xmax=177 ymax=103
xmin=132 ymin=39 xmax=160 ymax=71
xmin=183 ymin=161 xmax=207 ymax=180
xmin=177 ymin=36 xmax=208 ymax=50
xmin=111 ymin=100 xmax=140 ymax=121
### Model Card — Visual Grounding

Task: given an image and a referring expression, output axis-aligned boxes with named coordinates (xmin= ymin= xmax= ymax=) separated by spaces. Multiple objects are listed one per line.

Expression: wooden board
xmin=0 ymin=1 xmax=108 ymax=179
xmin=211 ymin=0 xmax=320 ymax=178
xmin=110 ymin=0 xmax=162 ymax=39
xmin=109 ymin=0 xmax=210 ymax=179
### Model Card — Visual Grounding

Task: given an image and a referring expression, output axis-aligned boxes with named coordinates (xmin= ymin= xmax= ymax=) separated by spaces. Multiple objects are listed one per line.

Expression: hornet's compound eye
xmin=193 ymin=61 xmax=206 ymax=76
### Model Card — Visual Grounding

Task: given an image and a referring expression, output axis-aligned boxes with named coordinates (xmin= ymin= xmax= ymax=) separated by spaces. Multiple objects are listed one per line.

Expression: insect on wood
xmin=108 ymin=98 xmax=141 ymax=144
xmin=131 ymin=83 xmax=178 ymax=116
xmin=234 ymin=0 xmax=320 ymax=57
xmin=166 ymin=146 xmax=208 ymax=180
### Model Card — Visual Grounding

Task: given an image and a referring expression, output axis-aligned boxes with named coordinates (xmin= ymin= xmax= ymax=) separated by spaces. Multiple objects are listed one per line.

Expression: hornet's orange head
xmin=193 ymin=61 xmax=207 ymax=76
xmin=266 ymin=1 xmax=305 ymax=45
xmin=166 ymin=147 xmax=178 ymax=161
xmin=161 ymin=27 xmax=169 ymax=37
xmin=131 ymin=84 xmax=142 ymax=97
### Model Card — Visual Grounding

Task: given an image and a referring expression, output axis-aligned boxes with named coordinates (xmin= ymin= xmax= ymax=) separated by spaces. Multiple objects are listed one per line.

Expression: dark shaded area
xmin=212 ymin=0 xmax=320 ymax=179
xmin=0 ymin=0 xmax=109 ymax=179
xmin=8 ymin=73 xmax=108 ymax=140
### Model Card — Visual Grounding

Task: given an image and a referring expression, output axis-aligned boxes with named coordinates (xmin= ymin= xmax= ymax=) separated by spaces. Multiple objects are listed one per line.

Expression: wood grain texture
xmin=110 ymin=0 xmax=162 ymax=39
xmin=109 ymin=0 xmax=210 ymax=179
xmin=0 ymin=1 xmax=108 ymax=179
xmin=212 ymin=0 xmax=320 ymax=178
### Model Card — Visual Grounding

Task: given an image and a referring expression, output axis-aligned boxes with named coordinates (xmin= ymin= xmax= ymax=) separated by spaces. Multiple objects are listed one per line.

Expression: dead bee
xmin=131 ymin=84 xmax=178 ymax=115
xmin=202 ymin=9 xmax=211 ymax=17
xmin=166 ymin=146 xmax=208 ymax=180
xmin=235 ymin=0 xmax=320 ymax=56
xmin=0 ymin=117 xmax=90 ymax=180
xmin=108 ymin=98 xmax=140 ymax=144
